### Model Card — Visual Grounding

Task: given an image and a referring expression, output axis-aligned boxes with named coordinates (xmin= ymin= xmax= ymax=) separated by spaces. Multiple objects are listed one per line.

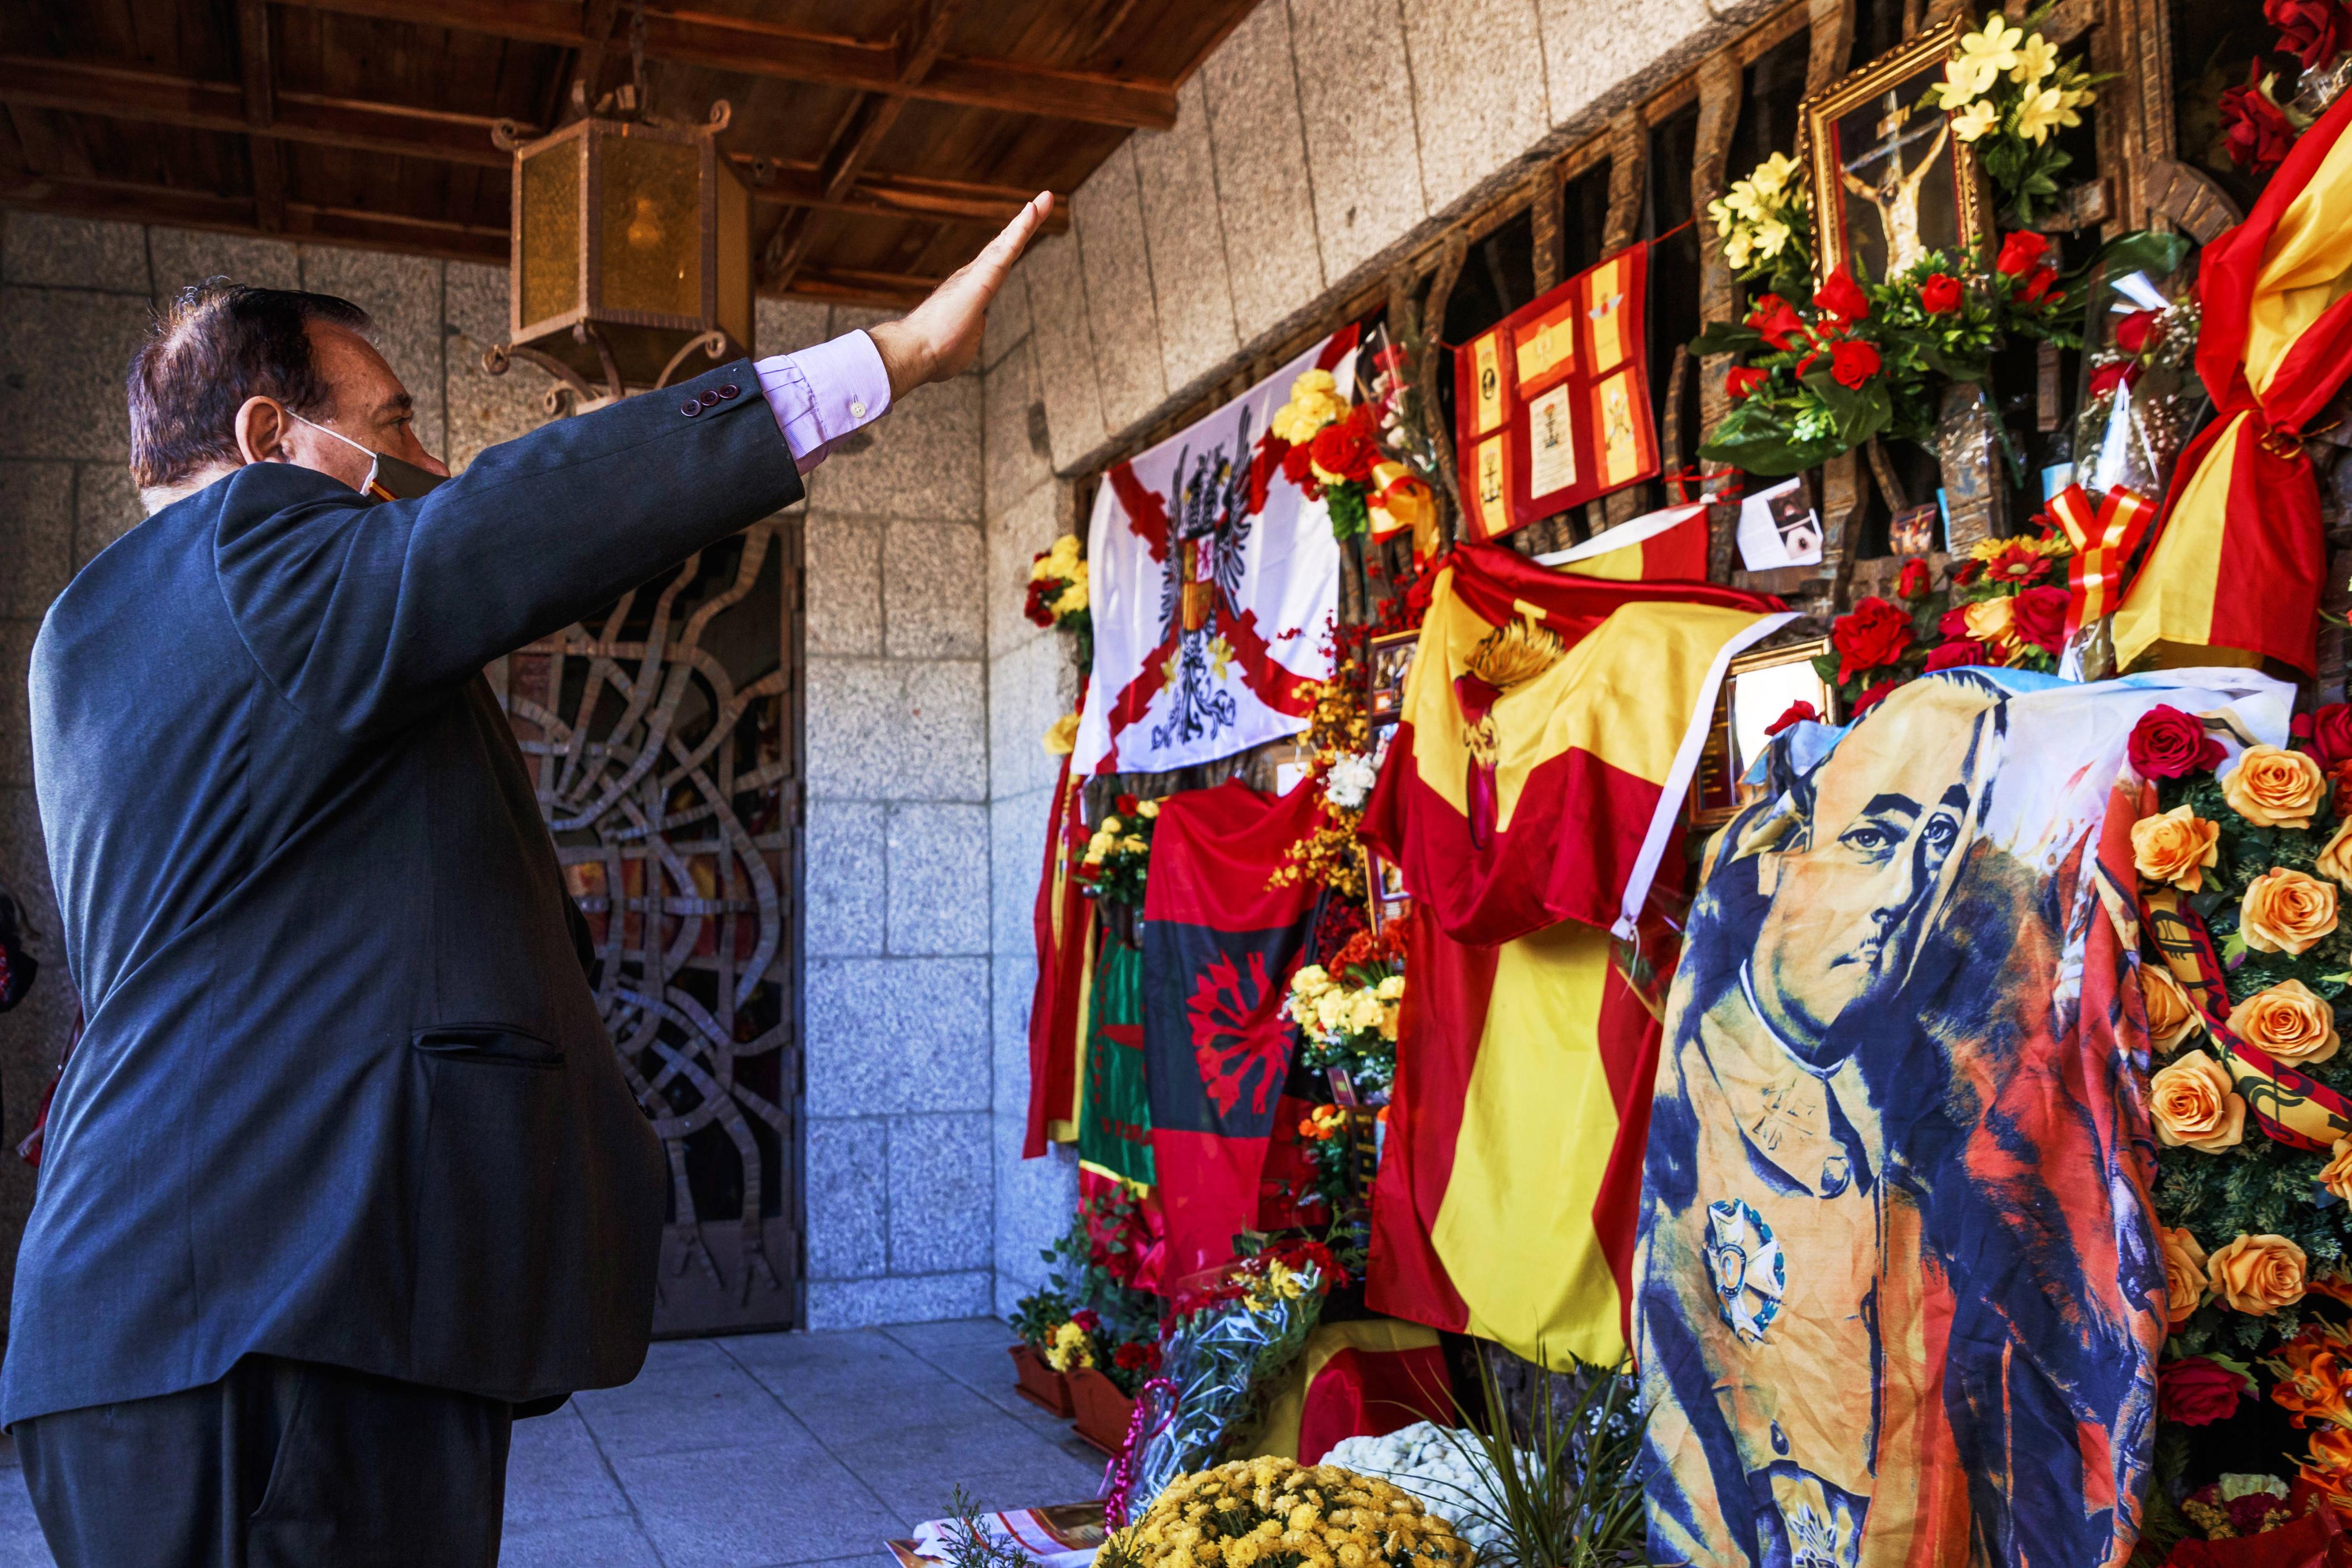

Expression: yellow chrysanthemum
xmin=1042 ymin=710 xmax=1079 ymax=755
xmin=1051 ymin=580 xmax=1088 ymax=617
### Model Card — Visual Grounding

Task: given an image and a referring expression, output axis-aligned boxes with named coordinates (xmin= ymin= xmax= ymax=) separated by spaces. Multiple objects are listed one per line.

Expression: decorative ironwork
xmin=502 ymin=520 xmax=799 ymax=1335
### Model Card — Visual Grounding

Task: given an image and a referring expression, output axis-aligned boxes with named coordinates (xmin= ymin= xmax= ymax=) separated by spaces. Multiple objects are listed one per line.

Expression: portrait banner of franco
xmin=1634 ymin=665 xmax=2294 ymax=1568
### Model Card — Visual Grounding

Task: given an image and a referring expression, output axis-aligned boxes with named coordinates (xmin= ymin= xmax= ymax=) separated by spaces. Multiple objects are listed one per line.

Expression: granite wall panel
xmin=1200 ymin=3 xmax=1326 ymax=344
xmin=1073 ymin=142 xmax=1167 ymax=434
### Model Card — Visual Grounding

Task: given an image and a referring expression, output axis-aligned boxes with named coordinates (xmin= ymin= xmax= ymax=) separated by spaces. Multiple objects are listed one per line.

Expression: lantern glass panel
xmin=598 ymin=134 xmax=701 ymax=319
xmin=518 ymin=136 xmax=583 ymax=327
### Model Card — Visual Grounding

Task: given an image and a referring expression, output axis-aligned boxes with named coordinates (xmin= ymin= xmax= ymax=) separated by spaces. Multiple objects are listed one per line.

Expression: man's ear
xmin=233 ymin=396 xmax=289 ymax=466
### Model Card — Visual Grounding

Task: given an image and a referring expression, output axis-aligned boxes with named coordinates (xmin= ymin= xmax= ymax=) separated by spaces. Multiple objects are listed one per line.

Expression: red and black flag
xmin=1143 ymin=778 xmax=1323 ymax=1280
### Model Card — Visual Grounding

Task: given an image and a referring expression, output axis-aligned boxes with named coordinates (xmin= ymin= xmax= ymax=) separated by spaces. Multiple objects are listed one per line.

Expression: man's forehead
xmin=307 ymin=319 xmax=408 ymax=409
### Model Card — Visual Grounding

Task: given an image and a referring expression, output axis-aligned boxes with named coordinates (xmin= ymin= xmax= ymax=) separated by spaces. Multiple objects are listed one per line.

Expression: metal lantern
xmin=486 ymin=101 xmax=752 ymax=412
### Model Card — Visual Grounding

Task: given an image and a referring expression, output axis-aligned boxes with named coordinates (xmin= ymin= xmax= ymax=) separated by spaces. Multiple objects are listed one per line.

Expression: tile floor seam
xmin=571 ymin=1401 xmax=679 ymax=1568
xmin=711 ymin=1334 xmax=911 ymax=1531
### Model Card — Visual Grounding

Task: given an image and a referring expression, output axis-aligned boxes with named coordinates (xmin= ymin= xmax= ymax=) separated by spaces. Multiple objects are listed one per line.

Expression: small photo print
xmin=1888 ymin=503 xmax=1940 ymax=557
xmin=1367 ymin=632 xmax=1417 ymax=720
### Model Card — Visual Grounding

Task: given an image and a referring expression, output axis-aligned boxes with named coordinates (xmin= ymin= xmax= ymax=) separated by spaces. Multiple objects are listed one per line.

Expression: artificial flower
xmin=2010 ymin=585 xmax=2068 ymax=654
xmin=1271 ymin=370 xmax=1348 ymax=444
xmin=2088 ymin=360 xmax=2141 ymax=399
xmin=1831 ymin=596 xmax=1913 ymax=683
xmin=2131 ymin=805 xmax=2221 ymax=892
xmin=2323 ymin=1137 xmax=2352 ymax=1202
xmin=1764 ymin=699 xmax=1819 ymax=737
xmin=1309 ymin=406 xmax=1381 ymax=484
xmin=2319 ymin=819 xmax=2352 ymax=890
xmin=1850 ymin=679 xmax=1900 ymax=717
xmin=1727 ymin=364 xmax=1769 ymax=400
xmin=2309 ymin=703 xmax=2352 ymax=768
xmin=1924 ymin=638 xmax=1989 ymax=671
xmin=2269 ymin=0 xmax=2352 ymax=70
xmin=1919 ymin=273 xmax=1963 ymax=314
xmin=2273 ymin=1326 xmax=2352 ymax=1427
xmin=1814 ymin=266 xmax=1870 ymax=326
xmin=1951 ymin=99 xmax=2003 ymax=142
xmin=2128 ymin=705 xmax=2225 ymax=779
xmin=2160 ymin=1356 xmax=2251 ymax=1425
xmin=2113 ymin=309 xmax=2161 ymax=357
xmin=2011 ymin=31 xmax=2061 ymax=84
xmin=1830 ymin=338 xmax=1881 ymax=388
xmin=1963 ymin=596 xmax=2016 ymax=648
xmin=1995 ymin=229 xmax=2051 ymax=278
xmin=2221 ymin=68 xmax=2299 ymax=173
xmin=2161 ymin=1225 xmax=2211 ymax=1325
xmin=1746 ymin=295 xmax=1805 ymax=350
xmin=2020 ymin=263 xmax=2060 ymax=304
xmin=1052 ymin=580 xmax=1089 ymax=617
xmin=1945 ymin=17 xmax=2024 ymax=101
xmin=1322 ymin=752 xmax=1378 ymax=811
xmin=1031 ymin=533 xmax=1081 ymax=581
xmin=1896 ymin=558 xmax=1934 ymax=599
xmin=2141 ymin=962 xmax=2201 ymax=1051
xmin=2230 ymin=978 xmax=2341 ymax=1066
xmin=2209 ymin=1233 xmax=2309 ymax=1315
xmin=2016 ymin=83 xmax=2081 ymax=143
xmin=2148 ymin=1049 xmax=2246 ymax=1152
xmin=1754 ymin=217 xmax=1794 ymax=259
xmin=1975 ymin=537 xmax=2055 ymax=586
xmin=2225 ymin=745 xmax=2330 ymax=828
xmin=1043 ymin=710 xmax=1080 ymax=755
xmin=2241 ymin=866 xmax=2340 ymax=955
xmin=1749 ymin=151 xmax=1799 ymax=195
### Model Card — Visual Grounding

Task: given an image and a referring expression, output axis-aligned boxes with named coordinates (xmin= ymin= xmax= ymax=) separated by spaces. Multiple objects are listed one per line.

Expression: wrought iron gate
xmin=497 ymin=516 xmax=802 ymax=1336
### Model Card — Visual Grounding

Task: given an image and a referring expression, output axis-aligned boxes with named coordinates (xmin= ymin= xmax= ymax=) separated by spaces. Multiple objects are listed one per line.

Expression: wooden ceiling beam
xmin=236 ymin=0 xmax=289 ymax=232
xmin=0 ymin=58 xmax=1069 ymax=233
xmin=270 ymin=0 xmax=1179 ymax=129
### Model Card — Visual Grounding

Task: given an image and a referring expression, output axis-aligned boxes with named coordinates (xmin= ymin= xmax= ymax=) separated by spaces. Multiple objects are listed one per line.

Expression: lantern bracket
xmin=654 ymin=330 xmax=731 ymax=391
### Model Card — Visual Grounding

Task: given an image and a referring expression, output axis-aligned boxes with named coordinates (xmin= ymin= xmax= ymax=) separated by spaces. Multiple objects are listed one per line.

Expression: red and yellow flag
xmin=2113 ymin=87 xmax=2352 ymax=675
xmin=1022 ymin=734 xmax=1092 ymax=1157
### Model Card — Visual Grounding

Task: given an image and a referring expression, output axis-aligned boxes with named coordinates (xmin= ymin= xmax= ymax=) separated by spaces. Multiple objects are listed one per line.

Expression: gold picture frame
xmin=1801 ymin=16 xmax=1988 ymax=288
xmin=1686 ymin=637 xmax=1837 ymax=830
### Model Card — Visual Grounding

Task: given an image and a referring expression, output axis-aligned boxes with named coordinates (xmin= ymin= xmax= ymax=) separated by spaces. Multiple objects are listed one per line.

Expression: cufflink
xmin=850 ymin=400 xmax=867 ymax=420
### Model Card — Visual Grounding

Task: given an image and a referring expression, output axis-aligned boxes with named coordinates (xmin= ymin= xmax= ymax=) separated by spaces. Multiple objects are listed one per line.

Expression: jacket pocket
xmin=412 ymin=1024 xmax=564 ymax=1068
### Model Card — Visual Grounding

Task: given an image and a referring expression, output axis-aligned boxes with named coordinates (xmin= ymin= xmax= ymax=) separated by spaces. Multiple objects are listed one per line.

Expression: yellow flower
xmin=1722 ymin=224 xmax=1756 ymax=271
xmin=1754 ymin=217 xmax=1792 ymax=259
xmin=1957 ymin=17 xmax=2023 ymax=79
xmin=1346 ymin=989 xmax=1386 ymax=1033
xmin=1101 ymin=816 xmax=1124 ymax=836
xmin=1051 ymin=580 xmax=1089 ymax=617
xmin=1375 ymin=975 xmax=1405 ymax=1001
xmin=2011 ymin=32 xmax=2059 ymax=84
xmin=1271 ymin=370 xmax=1349 ymax=444
xmin=1121 ymin=835 xmax=1148 ymax=853
xmin=1963 ymin=596 xmax=2016 ymax=647
xmin=1042 ymin=710 xmax=1079 ymax=755
xmin=1748 ymin=151 xmax=1799 ymax=197
xmin=1137 ymin=798 xmax=1161 ymax=819
xmin=1291 ymin=964 xmax=1334 ymax=998
xmin=2016 ymin=84 xmax=2081 ymax=144
xmin=1951 ymin=99 xmax=2002 ymax=142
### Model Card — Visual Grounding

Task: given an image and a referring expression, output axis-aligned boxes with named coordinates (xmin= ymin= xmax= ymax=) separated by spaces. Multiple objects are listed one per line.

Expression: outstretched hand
xmin=867 ymin=191 xmax=1055 ymax=400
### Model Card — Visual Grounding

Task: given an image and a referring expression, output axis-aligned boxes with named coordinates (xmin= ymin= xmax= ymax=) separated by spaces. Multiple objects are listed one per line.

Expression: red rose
xmin=1727 ymin=365 xmax=1769 ymax=400
xmin=2268 ymin=0 xmax=2352 ymax=69
xmin=1765 ymin=700 xmax=1820 ymax=737
xmin=1920 ymin=273 xmax=1963 ymax=315
xmin=2129 ymin=704 xmax=2227 ymax=780
xmin=1924 ymin=638 xmax=1989 ymax=672
xmin=2011 ymin=585 xmax=2069 ymax=654
xmin=2114 ymin=309 xmax=2161 ymax=356
xmin=1023 ymin=577 xmax=1058 ymax=628
xmin=2222 ymin=68 xmax=2300 ymax=172
xmin=2088 ymin=361 xmax=2142 ymax=399
xmin=1831 ymin=596 xmax=1915 ymax=683
xmin=1851 ymin=679 xmax=1900 ymax=716
xmin=2021 ymin=264 xmax=2059 ymax=304
xmin=2158 ymin=1356 xmax=2249 ymax=1426
xmin=1747 ymin=295 xmax=1805 ymax=351
xmin=1937 ymin=606 xmax=1973 ymax=640
xmin=1310 ymin=407 xmax=1380 ymax=482
xmin=1995 ymin=231 xmax=2051 ymax=278
xmin=1814 ymin=266 xmax=1870 ymax=325
xmin=1070 ymin=1308 xmax=1100 ymax=1332
xmin=2311 ymin=703 xmax=2352 ymax=767
xmin=1112 ymin=1341 xmax=1161 ymax=1372
xmin=1897 ymin=558 xmax=1933 ymax=600
xmin=1115 ymin=793 xmax=1140 ymax=815
xmin=1831 ymin=339 xmax=1882 ymax=388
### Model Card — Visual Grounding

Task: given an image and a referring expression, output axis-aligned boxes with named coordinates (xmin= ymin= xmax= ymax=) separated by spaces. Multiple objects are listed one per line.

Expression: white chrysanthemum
xmin=1325 ymin=752 xmax=1379 ymax=811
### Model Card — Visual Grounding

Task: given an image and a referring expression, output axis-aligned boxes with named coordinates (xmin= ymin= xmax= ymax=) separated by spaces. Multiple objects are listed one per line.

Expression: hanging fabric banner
xmin=1076 ymin=936 xmax=1156 ymax=1187
xmin=1359 ymin=542 xmax=1788 ymax=946
xmin=1636 ymin=666 xmax=2291 ymax=1568
xmin=1023 ymin=725 xmax=1093 ymax=1157
xmin=1453 ymin=245 xmax=1660 ymax=542
xmin=1142 ymin=779 xmax=1324 ymax=1280
xmin=1073 ymin=331 xmax=1358 ymax=777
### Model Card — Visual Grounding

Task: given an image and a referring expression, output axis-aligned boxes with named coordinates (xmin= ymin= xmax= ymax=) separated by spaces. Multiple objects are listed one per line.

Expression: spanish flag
xmin=2112 ymin=86 xmax=2352 ymax=676
xmin=1359 ymin=543 xmax=1787 ymax=945
xmin=1247 ymin=1318 xmax=1456 ymax=1463
xmin=1022 ymin=737 xmax=1092 ymax=1156
xmin=1540 ymin=501 xmax=1711 ymax=583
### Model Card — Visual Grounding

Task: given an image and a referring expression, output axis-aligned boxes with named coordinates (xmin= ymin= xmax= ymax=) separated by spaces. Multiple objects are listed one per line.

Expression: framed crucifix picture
xmin=1801 ymin=16 xmax=1988 ymax=287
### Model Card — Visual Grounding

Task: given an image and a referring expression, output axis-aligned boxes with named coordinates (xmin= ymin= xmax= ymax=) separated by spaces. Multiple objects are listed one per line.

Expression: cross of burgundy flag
xmin=1072 ymin=328 xmax=1360 ymax=776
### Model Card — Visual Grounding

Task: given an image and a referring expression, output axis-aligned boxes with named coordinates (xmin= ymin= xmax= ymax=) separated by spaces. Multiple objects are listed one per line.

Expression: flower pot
xmin=1010 ymin=1342 xmax=1074 ymax=1418
xmin=1068 ymin=1366 xmax=1137 ymax=1455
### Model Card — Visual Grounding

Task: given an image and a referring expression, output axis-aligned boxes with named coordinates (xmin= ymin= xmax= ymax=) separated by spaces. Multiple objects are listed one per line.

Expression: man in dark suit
xmin=6 ymin=192 xmax=1052 ymax=1567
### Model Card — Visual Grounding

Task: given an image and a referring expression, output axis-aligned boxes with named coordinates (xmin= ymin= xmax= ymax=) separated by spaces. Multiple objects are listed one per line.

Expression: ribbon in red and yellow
xmin=2047 ymin=482 xmax=2158 ymax=638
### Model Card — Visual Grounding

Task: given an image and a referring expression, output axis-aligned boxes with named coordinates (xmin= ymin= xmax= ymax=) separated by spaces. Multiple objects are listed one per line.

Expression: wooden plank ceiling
xmin=0 ymin=0 xmax=1259 ymax=308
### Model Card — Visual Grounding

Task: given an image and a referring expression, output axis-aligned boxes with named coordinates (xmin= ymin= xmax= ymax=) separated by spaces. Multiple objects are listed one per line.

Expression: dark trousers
xmin=16 ymin=1354 xmax=512 ymax=1567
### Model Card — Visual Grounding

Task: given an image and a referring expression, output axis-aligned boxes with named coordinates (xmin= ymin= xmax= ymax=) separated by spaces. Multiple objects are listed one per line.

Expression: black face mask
xmin=289 ymin=410 xmax=447 ymax=501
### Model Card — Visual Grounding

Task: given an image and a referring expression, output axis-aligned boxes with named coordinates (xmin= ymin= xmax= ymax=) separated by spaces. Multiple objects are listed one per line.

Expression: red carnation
xmin=1831 ymin=339 xmax=1882 ymax=388
xmin=1309 ymin=406 xmax=1380 ymax=483
xmin=1831 ymin=596 xmax=1914 ymax=684
xmin=1814 ymin=266 xmax=1870 ymax=326
xmin=1995 ymin=231 xmax=2051 ymax=278
xmin=2113 ymin=309 xmax=2161 ymax=357
xmin=1070 ymin=1308 xmax=1100 ymax=1332
xmin=2129 ymin=704 xmax=2227 ymax=780
xmin=2011 ymin=585 xmax=2070 ymax=655
xmin=1925 ymin=638 xmax=1989 ymax=672
xmin=1897 ymin=558 xmax=1933 ymax=600
xmin=2158 ymin=1356 xmax=2249 ymax=1426
xmin=1747 ymin=295 xmax=1805 ymax=351
xmin=1851 ymin=679 xmax=1901 ymax=716
xmin=1727 ymin=364 xmax=1769 ymax=400
xmin=1112 ymin=1341 xmax=1161 ymax=1372
xmin=1765 ymin=700 xmax=1820 ymax=737
xmin=1920 ymin=273 xmax=1963 ymax=315
xmin=1281 ymin=443 xmax=1317 ymax=487
xmin=2221 ymin=67 xmax=2299 ymax=172
xmin=1023 ymin=577 xmax=1059 ymax=628
xmin=2268 ymin=0 xmax=2352 ymax=69
xmin=1115 ymin=793 xmax=1140 ymax=816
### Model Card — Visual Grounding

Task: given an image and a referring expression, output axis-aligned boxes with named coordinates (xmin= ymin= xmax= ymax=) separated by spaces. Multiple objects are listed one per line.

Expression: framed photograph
xmin=1361 ymin=845 xmax=1411 ymax=933
xmin=1366 ymin=631 xmax=1418 ymax=721
xmin=1801 ymin=16 xmax=1986 ymax=289
xmin=1369 ymin=718 xmax=1399 ymax=772
xmin=1889 ymin=502 xmax=1941 ymax=556
xmin=1687 ymin=638 xmax=1837 ymax=830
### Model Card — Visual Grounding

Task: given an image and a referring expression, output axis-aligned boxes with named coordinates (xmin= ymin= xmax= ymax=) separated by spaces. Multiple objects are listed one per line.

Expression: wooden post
xmin=1601 ymin=112 xmax=1649 ymax=525
xmin=1692 ymin=52 xmax=1742 ymax=580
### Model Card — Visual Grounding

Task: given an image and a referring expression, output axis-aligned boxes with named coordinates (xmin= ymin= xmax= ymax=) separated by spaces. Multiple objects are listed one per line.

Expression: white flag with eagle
xmin=1072 ymin=327 xmax=1358 ymax=776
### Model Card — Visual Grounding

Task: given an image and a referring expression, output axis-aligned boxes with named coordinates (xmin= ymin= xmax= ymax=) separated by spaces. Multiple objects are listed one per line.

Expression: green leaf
xmin=1800 ymin=366 xmax=1894 ymax=450
xmin=1691 ymin=321 xmax=1763 ymax=357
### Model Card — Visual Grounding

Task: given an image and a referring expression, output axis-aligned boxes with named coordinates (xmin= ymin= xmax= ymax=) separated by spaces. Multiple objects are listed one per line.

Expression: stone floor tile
xmin=571 ymin=1338 xmax=820 ymax=1460
xmin=502 ymin=1402 xmax=630 ymax=1527
xmin=497 ymin=1512 xmax=667 ymax=1568
xmin=721 ymin=1326 xmax=948 ymax=1405
xmin=863 ymin=1456 xmax=1108 ymax=1533
xmin=611 ymin=1441 xmax=904 ymax=1568
xmin=883 ymin=1317 xmax=1018 ymax=1355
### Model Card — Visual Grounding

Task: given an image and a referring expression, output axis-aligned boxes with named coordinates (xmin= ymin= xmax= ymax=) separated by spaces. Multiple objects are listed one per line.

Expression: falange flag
xmin=1071 ymin=328 xmax=1359 ymax=776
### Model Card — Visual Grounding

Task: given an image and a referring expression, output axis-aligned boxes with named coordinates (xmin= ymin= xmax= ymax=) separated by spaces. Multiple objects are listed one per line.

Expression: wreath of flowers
xmin=1079 ymin=794 xmax=1160 ymax=908
xmin=1920 ymin=11 xmax=2104 ymax=225
xmin=1695 ymin=235 xmax=2076 ymax=476
xmin=1813 ymin=530 xmax=2076 ymax=714
xmin=1027 ymin=533 xmax=1093 ymax=666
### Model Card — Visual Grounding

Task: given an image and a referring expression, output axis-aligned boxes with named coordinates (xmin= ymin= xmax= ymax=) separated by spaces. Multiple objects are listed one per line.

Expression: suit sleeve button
xmin=681 ymin=400 xmax=702 ymax=417
xmin=718 ymin=383 xmax=740 ymax=400
xmin=700 ymin=389 xmax=721 ymax=407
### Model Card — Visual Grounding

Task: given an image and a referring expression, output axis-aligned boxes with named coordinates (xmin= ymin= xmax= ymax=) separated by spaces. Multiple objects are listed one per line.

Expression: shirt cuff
xmin=755 ymin=331 xmax=894 ymax=475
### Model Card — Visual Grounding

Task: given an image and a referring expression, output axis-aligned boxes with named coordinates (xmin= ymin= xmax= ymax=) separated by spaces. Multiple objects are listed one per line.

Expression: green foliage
xmin=1009 ymin=1285 xmax=1072 ymax=1349
xmin=936 ymin=1487 xmax=1042 ymax=1568
xmin=1040 ymin=1192 xmax=1163 ymax=1347
xmin=1440 ymin=1354 xmax=1646 ymax=1568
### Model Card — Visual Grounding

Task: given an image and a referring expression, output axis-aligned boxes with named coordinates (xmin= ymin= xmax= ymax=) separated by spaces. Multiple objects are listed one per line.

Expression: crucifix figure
xmin=1839 ymin=91 xmax=1949 ymax=275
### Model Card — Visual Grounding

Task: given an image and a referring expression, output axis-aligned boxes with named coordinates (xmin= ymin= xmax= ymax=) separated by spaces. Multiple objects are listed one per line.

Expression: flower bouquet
xmin=2220 ymin=0 xmax=2352 ymax=175
xmin=1080 ymin=795 xmax=1161 ymax=910
xmin=1008 ymin=1284 xmax=1079 ymax=1416
xmin=1706 ymin=152 xmax=1814 ymax=303
xmin=2071 ymin=265 xmax=2203 ymax=505
xmin=1270 ymin=657 xmax=1376 ymax=903
xmin=1284 ymin=924 xmax=1405 ymax=1100
xmin=1920 ymin=10 xmax=2104 ymax=225
xmin=1027 ymin=533 xmax=1093 ymax=667
xmin=1812 ymin=536 xmax=2074 ymax=714
xmin=1268 ymin=370 xmax=1439 ymax=545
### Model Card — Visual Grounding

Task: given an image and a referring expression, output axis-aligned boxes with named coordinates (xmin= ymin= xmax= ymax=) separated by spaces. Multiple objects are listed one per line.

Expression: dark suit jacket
xmin=4 ymin=359 xmax=802 ymax=1424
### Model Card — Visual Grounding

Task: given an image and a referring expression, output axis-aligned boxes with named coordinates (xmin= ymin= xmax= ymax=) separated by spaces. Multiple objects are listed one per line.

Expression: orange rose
xmin=2208 ymin=1232 xmax=2308 ymax=1314
xmin=2148 ymin=1048 xmax=2246 ymax=1152
xmin=2230 ymin=978 xmax=2341 ymax=1065
xmin=2241 ymin=867 xmax=2340 ymax=955
xmin=2223 ymin=745 xmax=2329 ymax=828
xmin=2140 ymin=963 xmax=2201 ymax=1052
xmin=2325 ymin=1139 xmax=2352 ymax=1204
xmin=2160 ymin=1225 xmax=2209 ymax=1325
xmin=2131 ymin=805 xmax=2222 ymax=892
xmin=2321 ymin=818 xmax=2352 ymax=890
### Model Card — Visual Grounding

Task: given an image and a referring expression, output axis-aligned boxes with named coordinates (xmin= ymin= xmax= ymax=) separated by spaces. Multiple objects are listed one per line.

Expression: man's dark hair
xmin=128 ymin=279 xmax=371 ymax=492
